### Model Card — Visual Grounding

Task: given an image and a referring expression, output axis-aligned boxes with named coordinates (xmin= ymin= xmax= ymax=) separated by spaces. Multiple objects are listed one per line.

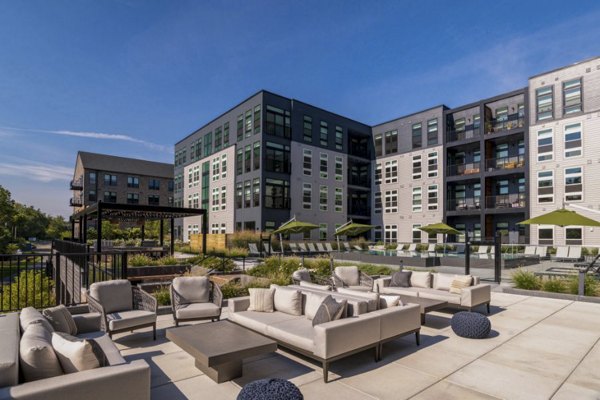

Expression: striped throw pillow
xmin=449 ymin=276 xmax=473 ymax=294
xmin=247 ymin=288 xmax=275 ymax=312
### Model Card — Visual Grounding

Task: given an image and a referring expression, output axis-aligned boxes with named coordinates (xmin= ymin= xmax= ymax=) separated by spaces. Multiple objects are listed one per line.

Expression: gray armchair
xmin=332 ymin=266 xmax=374 ymax=292
xmin=87 ymin=279 xmax=157 ymax=340
xmin=170 ymin=276 xmax=222 ymax=326
xmin=291 ymin=268 xmax=332 ymax=286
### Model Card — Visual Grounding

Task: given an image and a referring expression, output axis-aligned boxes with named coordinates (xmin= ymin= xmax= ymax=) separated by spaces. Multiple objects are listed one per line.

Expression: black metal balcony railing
xmin=264 ymin=196 xmax=290 ymax=209
xmin=446 ymin=127 xmax=480 ymax=143
xmin=486 ymin=194 xmax=526 ymax=209
xmin=348 ymin=205 xmax=370 ymax=217
xmin=485 ymin=113 xmax=525 ymax=134
xmin=264 ymin=160 xmax=291 ymax=174
xmin=485 ymin=155 xmax=525 ymax=171
xmin=70 ymin=197 xmax=83 ymax=207
xmin=348 ymin=178 xmax=371 ymax=187
xmin=447 ymin=198 xmax=481 ymax=212
xmin=447 ymin=162 xmax=481 ymax=176
xmin=70 ymin=178 xmax=83 ymax=190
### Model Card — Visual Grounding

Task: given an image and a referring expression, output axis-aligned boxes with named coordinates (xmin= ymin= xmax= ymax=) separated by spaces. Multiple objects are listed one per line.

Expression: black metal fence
xmin=0 ymin=253 xmax=55 ymax=313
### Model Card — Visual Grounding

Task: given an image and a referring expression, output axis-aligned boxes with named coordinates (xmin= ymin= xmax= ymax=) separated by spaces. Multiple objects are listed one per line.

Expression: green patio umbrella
xmin=419 ymin=222 xmax=461 ymax=256
xmin=334 ymin=221 xmax=375 ymax=252
xmin=518 ymin=208 xmax=600 ymax=227
xmin=272 ymin=217 xmax=319 ymax=255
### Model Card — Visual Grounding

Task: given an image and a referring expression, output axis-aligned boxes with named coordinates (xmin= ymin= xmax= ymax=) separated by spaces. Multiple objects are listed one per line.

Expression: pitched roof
xmin=77 ymin=151 xmax=173 ymax=178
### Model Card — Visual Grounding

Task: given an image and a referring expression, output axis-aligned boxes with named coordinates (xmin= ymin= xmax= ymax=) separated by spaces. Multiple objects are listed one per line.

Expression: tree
xmin=0 ymin=186 xmax=15 ymax=253
xmin=46 ymin=215 xmax=69 ymax=240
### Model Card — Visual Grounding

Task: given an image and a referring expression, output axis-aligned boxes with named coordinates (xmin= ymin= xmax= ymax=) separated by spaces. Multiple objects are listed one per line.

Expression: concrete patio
xmin=112 ymin=292 xmax=600 ymax=399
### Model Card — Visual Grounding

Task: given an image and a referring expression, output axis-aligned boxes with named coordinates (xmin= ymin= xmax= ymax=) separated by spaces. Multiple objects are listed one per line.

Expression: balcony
xmin=446 ymin=127 xmax=480 ymax=143
xmin=69 ymin=197 xmax=83 ymax=207
xmin=447 ymin=162 xmax=481 ymax=177
xmin=264 ymin=160 xmax=291 ymax=174
xmin=485 ymin=155 xmax=525 ymax=172
xmin=348 ymin=203 xmax=369 ymax=217
xmin=264 ymin=196 xmax=290 ymax=209
xmin=447 ymin=198 xmax=481 ymax=212
xmin=485 ymin=113 xmax=525 ymax=135
xmin=70 ymin=178 xmax=83 ymax=191
xmin=348 ymin=177 xmax=370 ymax=187
xmin=485 ymin=193 xmax=526 ymax=209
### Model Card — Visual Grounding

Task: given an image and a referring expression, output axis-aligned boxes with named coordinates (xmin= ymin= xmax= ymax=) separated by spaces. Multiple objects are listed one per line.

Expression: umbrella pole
xmin=280 ymin=233 xmax=284 ymax=256
xmin=337 ymin=236 xmax=340 ymax=252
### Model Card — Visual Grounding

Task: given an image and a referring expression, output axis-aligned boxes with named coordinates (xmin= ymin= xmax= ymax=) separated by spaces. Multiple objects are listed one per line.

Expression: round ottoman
xmin=237 ymin=378 xmax=303 ymax=400
xmin=451 ymin=311 xmax=491 ymax=339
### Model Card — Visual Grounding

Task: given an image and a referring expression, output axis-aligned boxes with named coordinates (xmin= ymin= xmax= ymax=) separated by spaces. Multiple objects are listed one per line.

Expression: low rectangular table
xmin=166 ymin=320 xmax=277 ymax=383
xmin=398 ymin=295 xmax=448 ymax=324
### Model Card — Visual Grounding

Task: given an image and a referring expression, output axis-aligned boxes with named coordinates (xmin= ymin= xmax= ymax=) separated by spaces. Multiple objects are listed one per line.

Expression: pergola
xmin=70 ymin=201 xmax=207 ymax=254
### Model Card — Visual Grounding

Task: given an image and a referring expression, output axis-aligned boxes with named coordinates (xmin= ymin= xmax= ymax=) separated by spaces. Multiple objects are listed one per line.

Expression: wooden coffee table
xmin=398 ymin=295 xmax=448 ymax=324
xmin=166 ymin=320 xmax=277 ymax=383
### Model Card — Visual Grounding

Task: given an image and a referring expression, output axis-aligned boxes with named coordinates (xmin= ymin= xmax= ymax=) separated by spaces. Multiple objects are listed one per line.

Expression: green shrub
xmin=1 ymin=270 xmax=55 ymax=311
xmin=565 ymin=275 xmax=600 ymax=296
xmin=197 ymin=256 xmax=236 ymax=273
xmin=415 ymin=244 xmax=429 ymax=252
xmin=228 ymin=230 xmax=262 ymax=249
xmin=384 ymin=243 xmax=398 ymax=250
xmin=129 ymin=254 xmax=154 ymax=266
xmin=541 ymin=279 xmax=566 ymax=293
xmin=220 ymin=283 xmax=248 ymax=298
xmin=153 ymin=286 xmax=171 ymax=306
xmin=157 ymin=256 xmax=179 ymax=266
xmin=512 ymin=268 xmax=542 ymax=290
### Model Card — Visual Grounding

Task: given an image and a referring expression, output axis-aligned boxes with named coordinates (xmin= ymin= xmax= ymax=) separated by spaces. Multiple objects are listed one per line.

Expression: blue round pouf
xmin=451 ymin=311 xmax=491 ymax=339
xmin=237 ymin=378 xmax=303 ymax=400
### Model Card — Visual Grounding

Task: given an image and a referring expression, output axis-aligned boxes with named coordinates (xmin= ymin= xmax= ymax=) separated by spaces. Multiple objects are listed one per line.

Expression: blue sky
xmin=1 ymin=1 xmax=600 ymax=217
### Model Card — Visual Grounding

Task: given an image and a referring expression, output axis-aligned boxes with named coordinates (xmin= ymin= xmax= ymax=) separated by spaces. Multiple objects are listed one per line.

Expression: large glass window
xmin=384 ymin=190 xmax=398 ymax=213
xmin=244 ymin=144 xmax=251 ymax=173
xmin=412 ymin=225 xmax=421 ymax=243
xmin=427 ymin=185 xmax=438 ymax=211
xmin=89 ymin=172 xmax=96 ymax=185
xmin=427 ymin=118 xmax=438 ymax=146
xmin=103 ymin=191 xmax=117 ymax=203
xmin=245 ymin=110 xmax=252 ymax=138
xmin=264 ymin=142 xmax=290 ymax=173
xmin=252 ymin=178 xmax=259 ymax=207
xmin=212 ymin=158 xmax=220 ymax=182
xmin=427 ymin=151 xmax=438 ymax=178
xmin=203 ymin=132 xmax=212 ymax=157
xmin=303 ymin=149 xmax=312 ymax=176
xmin=538 ymin=225 xmax=553 ymax=245
xmin=127 ymin=193 xmax=139 ymax=204
xmin=253 ymin=105 xmax=261 ymax=134
xmin=235 ymin=183 xmax=242 ymax=209
xmin=244 ymin=180 xmax=251 ymax=208
xmin=335 ymin=126 xmax=343 ymax=150
xmin=537 ymin=170 xmax=554 ymax=203
xmin=223 ymin=122 xmax=230 ymax=146
xmin=385 ymin=130 xmax=398 ymax=154
xmin=221 ymin=154 xmax=227 ymax=179
xmin=335 ymin=188 xmax=343 ymax=212
xmin=104 ymin=174 xmax=117 ymax=186
xmin=537 ymin=129 xmax=553 ymax=162
xmin=412 ymin=155 xmax=422 ymax=180
xmin=149 ymin=179 xmax=160 ymax=190
xmin=566 ymin=227 xmax=582 ymax=245
xmin=412 ymin=187 xmax=422 ymax=212
xmin=236 ymin=149 xmax=243 ymax=175
xmin=302 ymin=183 xmax=311 ymax=209
xmin=127 ymin=176 xmax=139 ymax=188
xmin=563 ymin=78 xmax=582 ymax=115
xmin=212 ymin=188 xmax=220 ymax=211
xmin=214 ymin=126 xmax=222 ymax=151
xmin=303 ymin=115 xmax=312 ymax=142
xmin=385 ymin=225 xmax=398 ymax=244
xmin=564 ymin=123 xmax=582 ymax=158
xmin=374 ymin=134 xmax=383 ymax=157
xmin=319 ymin=186 xmax=328 ymax=211
xmin=148 ymin=195 xmax=160 ymax=206
xmin=237 ymin=114 xmax=243 ymax=141
xmin=264 ymin=178 xmax=289 ymax=209
xmin=221 ymin=186 xmax=227 ymax=210
xmin=253 ymin=141 xmax=261 ymax=170
xmin=319 ymin=223 xmax=328 ymax=241
xmin=536 ymin=86 xmax=553 ymax=121
xmin=265 ymin=105 xmax=291 ymax=138
xmin=374 ymin=192 xmax=382 ymax=214
xmin=412 ymin=123 xmax=422 ymax=149
xmin=320 ymin=121 xmax=328 ymax=146
xmin=565 ymin=166 xmax=583 ymax=202
xmin=385 ymin=160 xmax=398 ymax=184
xmin=335 ymin=156 xmax=343 ymax=181
xmin=374 ymin=163 xmax=382 ymax=185
xmin=320 ymin=153 xmax=328 ymax=179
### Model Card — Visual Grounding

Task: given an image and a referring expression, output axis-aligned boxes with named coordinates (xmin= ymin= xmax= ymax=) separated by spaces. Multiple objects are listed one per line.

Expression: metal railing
xmin=264 ymin=196 xmax=291 ymax=209
xmin=485 ymin=155 xmax=525 ymax=171
xmin=0 ymin=253 xmax=55 ymax=312
xmin=447 ymin=162 xmax=481 ymax=176
xmin=70 ymin=178 xmax=83 ymax=190
xmin=485 ymin=193 xmax=526 ymax=209
xmin=447 ymin=198 xmax=481 ymax=211
xmin=485 ymin=114 xmax=525 ymax=134
xmin=69 ymin=197 xmax=83 ymax=207
xmin=446 ymin=128 xmax=480 ymax=143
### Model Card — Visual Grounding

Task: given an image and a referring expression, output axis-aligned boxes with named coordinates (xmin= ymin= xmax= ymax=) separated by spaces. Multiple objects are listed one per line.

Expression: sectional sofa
xmin=228 ymin=284 xmax=421 ymax=382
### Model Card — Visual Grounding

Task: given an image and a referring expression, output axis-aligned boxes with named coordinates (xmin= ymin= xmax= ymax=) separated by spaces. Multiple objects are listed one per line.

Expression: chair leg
xmin=153 ymin=324 xmax=156 ymax=340
xmin=323 ymin=361 xmax=329 ymax=383
xmin=487 ymin=302 xmax=491 ymax=314
xmin=415 ymin=330 xmax=421 ymax=346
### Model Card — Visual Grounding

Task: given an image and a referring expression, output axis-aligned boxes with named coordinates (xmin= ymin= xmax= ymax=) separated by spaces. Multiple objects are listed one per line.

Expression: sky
xmin=1 ymin=0 xmax=600 ymax=217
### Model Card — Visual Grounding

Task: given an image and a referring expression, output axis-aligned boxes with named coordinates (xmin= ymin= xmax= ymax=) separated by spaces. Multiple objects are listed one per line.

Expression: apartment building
xmin=70 ymin=151 xmax=174 ymax=212
xmin=529 ymin=57 xmax=600 ymax=246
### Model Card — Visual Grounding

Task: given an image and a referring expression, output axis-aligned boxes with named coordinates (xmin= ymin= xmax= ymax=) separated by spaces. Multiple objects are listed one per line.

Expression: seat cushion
xmin=172 ymin=277 xmax=210 ymax=304
xmin=410 ymin=271 xmax=432 ymax=288
xmin=20 ymin=307 xmax=54 ymax=333
xmin=72 ymin=313 xmax=102 ymax=334
xmin=0 ymin=312 xmax=20 ymax=387
xmin=43 ymin=305 xmax=78 ymax=335
xmin=19 ymin=322 xmax=63 ymax=382
xmin=51 ymin=332 xmax=100 ymax=373
xmin=107 ymin=310 xmax=157 ymax=331
xmin=417 ymin=288 xmax=461 ymax=305
xmin=175 ymin=303 xmax=221 ymax=320
xmin=267 ymin=318 xmax=315 ymax=352
xmin=346 ymin=285 xmax=372 ymax=292
xmin=228 ymin=311 xmax=298 ymax=335
xmin=381 ymin=286 xmax=420 ymax=296
xmin=76 ymin=331 xmax=125 ymax=366
xmin=89 ymin=280 xmax=132 ymax=313
xmin=334 ymin=266 xmax=360 ymax=286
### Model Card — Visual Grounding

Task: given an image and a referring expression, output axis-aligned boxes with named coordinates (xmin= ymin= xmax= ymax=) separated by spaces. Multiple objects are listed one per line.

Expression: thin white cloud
xmin=0 ymin=126 xmax=172 ymax=153
xmin=0 ymin=161 xmax=72 ymax=183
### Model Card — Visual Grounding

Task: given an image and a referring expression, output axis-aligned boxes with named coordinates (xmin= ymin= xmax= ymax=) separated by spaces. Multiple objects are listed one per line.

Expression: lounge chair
xmin=307 ymin=243 xmax=318 ymax=253
xmin=567 ymin=246 xmax=582 ymax=261
xmin=291 ymin=268 xmax=333 ymax=287
xmin=316 ymin=242 xmax=327 ymax=252
xmin=298 ymin=242 xmax=309 ymax=253
xmin=248 ymin=243 xmax=261 ymax=257
xmin=263 ymin=242 xmax=281 ymax=255
xmin=425 ymin=244 xmax=436 ymax=256
xmin=399 ymin=243 xmax=417 ymax=256
xmin=353 ymin=245 xmax=364 ymax=252
xmin=343 ymin=242 xmax=352 ymax=252
xmin=332 ymin=266 xmax=374 ymax=292
xmin=289 ymin=242 xmax=300 ymax=254
xmin=552 ymin=246 xmax=569 ymax=261
xmin=524 ymin=245 xmax=536 ymax=257
xmin=325 ymin=243 xmax=335 ymax=252
xmin=535 ymin=246 xmax=548 ymax=258
xmin=475 ymin=245 xmax=489 ymax=258
xmin=170 ymin=276 xmax=222 ymax=326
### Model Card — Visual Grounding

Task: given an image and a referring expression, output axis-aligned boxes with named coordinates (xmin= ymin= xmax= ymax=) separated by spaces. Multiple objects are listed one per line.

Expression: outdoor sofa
xmin=0 ymin=306 xmax=150 ymax=400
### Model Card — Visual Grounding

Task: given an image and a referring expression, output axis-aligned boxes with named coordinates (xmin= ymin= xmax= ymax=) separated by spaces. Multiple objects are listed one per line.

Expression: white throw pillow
xmin=449 ymin=275 xmax=473 ymax=294
xmin=273 ymin=287 xmax=303 ymax=316
xmin=299 ymin=281 xmax=331 ymax=291
xmin=410 ymin=271 xmax=432 ymax=288
xmin=433 ymin=273 xmax=456 ymax=291
xmin=379 ymin=295 xmax=403 ymax=308
xmin=247 ymin=288 xmax=275 ymax=313
xmin=51 ymin=332 xmax=100 ymax=373
xmin=304 ymin=292 xmax=327 ymax=320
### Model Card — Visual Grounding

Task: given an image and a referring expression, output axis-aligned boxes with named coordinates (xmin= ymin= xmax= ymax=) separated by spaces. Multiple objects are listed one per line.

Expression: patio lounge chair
xmin=307 ymin=243 xmax=318 ymax=253
xmin=170 ymin=276 xmax=223 ymax=326
xmin=399 ymin=243 xmax=417 ymax=256
xmin=475 ymin=245 xmax=489 ymax=258
xmin=524 ymin=245 xmax=537 ymax=257
xmin=343 ymin=242 xmax=352 ymax=252
xmin=263 ymin=242 xmax=281 ymax=255
xmin=425 ymin=244 xmax=436 ymax=256
xmin=316 ymin=242 xmax=327 ymax=252
xmin=291 ymin=267 xmax=333 ymax=287
xmin=248 ymin=243 xmax=261 ymax=257
xmin=567 ymin=246 xmax=582 ymax=262
xmin=536 ymin=246 xmax=548 ymax=258
xmin=298 ymin=242 xmax=309 ymax=253
xmin=87 ymin=280 xmax=158 ymax=340
xmin=353 ymin=245 xmax=364 ymax=251
xmin=325 ymin=243 xmax=335 ymax=252
xmin=552 ymin=246 xmax=569 ymax=261
xmin=332 ymin=266 xmax=374 ymax=292
xmin=289 ymin=242 xmax=300 ymax=254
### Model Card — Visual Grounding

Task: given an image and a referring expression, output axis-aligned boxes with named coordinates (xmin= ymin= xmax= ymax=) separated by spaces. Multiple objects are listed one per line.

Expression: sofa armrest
xmin=460 ymin=284 xmax=491 ymax=308
xmin=313 ymin=312 xmax=381 ymax=359
xmin=0 ymin=360 xmax=151 ymax=400
xmin=228 ymin=296 xmax=250 ymax=313
xmin=374 ymin=277 xmax=391 ymax=293
xmin=372 ymin=303 xmax=420 ymax=341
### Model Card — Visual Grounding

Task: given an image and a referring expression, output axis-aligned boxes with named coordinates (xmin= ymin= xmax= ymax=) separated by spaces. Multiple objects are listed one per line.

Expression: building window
xmin=265 ymin=105 xmax=291 ymax=138
xmin=253 ymin=105 xmax=261 ymax=134
xmin=374 ymin=226 xmax=382 ymax=242
xmin=412 ymin=225 xmax=421 ymax=243
xmin=192 ymin=193 xmax=199 ymax=209
xmin=427 ymin=118 xmax=438 ymax=146
xmin=374 ymin=163 xmax=382 ymax=185
xmin=335 ymin=126 xmax=344 ymax=150
xmin=320 ymin=121 xmax=328 ymax=146
xmin=564 ymin=123 xmax=582 ymax=158
xmin=127 ymin=176 xmax=139 ymax=188
xmin=335 ymin=188 xmax=343 ymax=213
xmin=374 ymin=192 xmax=382 ymax=214
xmin=235 ymin=183 xmax=243 ymax=209
xmin=244 ymin=180 xmax=251 ymax=208
xmin=385 ymin=130 xmax=398 ymax=154
xmin=385 ymin=225 xmax=398 ymax=243
xmin=236 ymin=149 xmax=243 ymax=175
xmin=104 ymin=174 xmax=117 ymax=186
xmin=211 ymin=223 xmax=219 ymax=234
xmin=221 ymin=155 xmax=227 ymax=179
xmin=537 ymin=170 xmax=554 ymax=203
xmin=319 ymin=186 xmax=328 ymax=211
xmin=252 ymin=178 xmax=260 ymax=207
xmin=212 ymin=188 xmax=220 ymax=211
xmin=103 ymin=191 xmax=117 ymax=203
xmin=412 ymin=123 xmax=422 ymax=149
xmin=212 ymin=158 xmax=220 ymax=181
xmin=335 ymin=156 xmax=343 ymax=181
xmin=237 ymin=114 xmax=243 ymax=141
xmin=536 ymin=86 xmax=553 ymax=121
xmin=412 ymin=155 xmax=422 ymax=180
xmin=412 ymin=187 xmax=422 ymax=212
xmin=384 ymin=190 xmax=398 ymax=213
xmin=303 ymin=115 xmax=312 ymax=142
xmin=374 ymin=134 xmax=383 ymax=157
xmin=214 ymin=126 xmax=222 ymax=151
xmin=303 ymin=149 xmax=312 ymax=176
xmin=563 ymin=78 xmax=582 ymax=115
xmin=244 ymin=145 xmax=251 ymax=173
xmin=126 ymin=193 xmax=139 ymax=204
xmin=187 ymin=169 xmax=193 ymax=188
xmin=223 ymin=122 xmax=229 ymax=146
xmin=565 ymin=227 xmax=582 ymax=245
xmin=265 ymin=142 xmax=290 ymax=173
xmin=148 ymin=195 xmax=160 ymax=206
xmin=149 ymin=179 xmax=160 ymax=190
xmin=89 ymin=172 xmax=96 ymax=185
xmin=302 ymin=183 xmax=312 ymax=209
xmin=264 ymin=178 xmax=290 ymax=209
xmin=537 ymin=129 xmax=553 ymax=162
xmin=245 ymin=110 xmax=252 ymax=138
xmin=319 ymin=223 xmax=327 ymax=241
xmin=88 ymin=190 xmax=96 ymax=202
xmin=193 ymin=166 xmax=200 ymax=187
xmin=538 ymin=225 xmax=553 ymax=245
xmin=203 ymin=132 xmax=212 ymax=157
xmin=564 ymin=166 xmax=583 ymax=202
xmin=384 ymin=160 xmax=397 ymax=184
xmin=253 ymin=141 xmax=261 ymax=170
xmin=187 ymin=194 xmax=192 ymax=208
xmin=427 ymin=152 xmax=438 ymax=178
xmin=428 ymin=185 xmax=438 ymax=211
xmin=320 ymin=153 xmax=328 ymax=179
xmin=221 ymin=186 xmax=227 ymax=210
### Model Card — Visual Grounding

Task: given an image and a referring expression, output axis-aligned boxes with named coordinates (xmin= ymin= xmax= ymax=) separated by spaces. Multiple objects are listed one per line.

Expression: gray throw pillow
xmin=43 ymin=305 xmax=78 ymax=335
xmin=312 ymin=295 xmax=346 ymax=326
xmin=390 ymin=271 xmax=412 ymax=287
xmin=20 ymin=322 xmax=63 ymax=382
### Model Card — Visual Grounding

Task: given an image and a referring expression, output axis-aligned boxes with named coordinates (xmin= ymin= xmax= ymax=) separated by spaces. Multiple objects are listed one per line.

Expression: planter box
xmin=503 ymin=287 xmax=600 ymax=303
